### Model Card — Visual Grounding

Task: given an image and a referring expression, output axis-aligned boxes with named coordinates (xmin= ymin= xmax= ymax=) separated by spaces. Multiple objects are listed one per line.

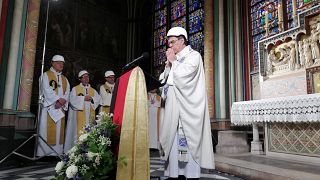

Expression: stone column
xmin=3 ymin=0 xmax=24 ymax=109
xmin=204 ymin=0 xmax=214 ymax=118
xmin=251 ymin=123 xmax=263 ymax=154
xmin=218 ymin=0 xmax=226 ymax=119
xmin=234 ymin=0 xmax=243 ymax=102
xmin=17 ymin=0 xmax=40 ymax=111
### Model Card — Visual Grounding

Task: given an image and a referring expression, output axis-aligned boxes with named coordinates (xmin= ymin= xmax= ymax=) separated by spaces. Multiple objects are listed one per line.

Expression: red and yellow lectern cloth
xmin=114 ymin=67 xmax=150 ymax=180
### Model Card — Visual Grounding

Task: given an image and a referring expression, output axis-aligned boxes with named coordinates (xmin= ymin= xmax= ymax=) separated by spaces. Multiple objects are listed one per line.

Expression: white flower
xmin=106 ymin=137 xmax=111 ymax=146
xmin=66 ymin=165 xmax=78 ymax=178
xmin=54 ymin=161 xmax=64 ymax=173
xmin=95 ymin=155 xmax=101 ymax=165
xmin=74 ymin=155 xmax=82 ymax=163
xmin=68 ymin=146 xmax=77 ymax=155
xmin=87 ymin=151 xmax=96 ymax=160
xmin=79 ymin=133 xmax=88 ymax=142
xmin=80 ymin=164 xmax=89 ymax=174
xmin=95 ymin=119 xmax=102 ymax=124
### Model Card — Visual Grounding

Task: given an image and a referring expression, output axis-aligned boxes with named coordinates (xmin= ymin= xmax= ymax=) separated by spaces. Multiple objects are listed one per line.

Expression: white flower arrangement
xmin=66 ymin=165 xmax=78 ymax=178
xmin=54 ymin=161 xmax=64 ymax=173
xmin=54 ymin=112 xmax=126 ymax=180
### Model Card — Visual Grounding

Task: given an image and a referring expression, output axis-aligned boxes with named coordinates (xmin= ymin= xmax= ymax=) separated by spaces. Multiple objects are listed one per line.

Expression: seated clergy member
xmin=37 ymin=55 xmax=70 ymax=156
xmin=64 ymin=70 xmax=101 ymax=153
xmin=99 ymin=70 xmax=115 ymax=113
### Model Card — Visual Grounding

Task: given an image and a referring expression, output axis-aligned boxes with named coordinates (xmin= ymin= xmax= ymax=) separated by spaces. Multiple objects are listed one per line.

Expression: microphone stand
xmin=0 ymin=0 xmax=61 ymax=164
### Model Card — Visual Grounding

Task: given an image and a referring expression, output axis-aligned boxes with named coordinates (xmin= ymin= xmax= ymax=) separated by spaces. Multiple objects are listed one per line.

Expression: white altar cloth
xmin=231 ymin=94 xmax=320 ymax=125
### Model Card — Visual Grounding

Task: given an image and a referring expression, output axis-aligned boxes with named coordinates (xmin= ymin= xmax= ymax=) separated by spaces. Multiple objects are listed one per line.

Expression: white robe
xmin=64 ymin=84 xmax=101 ymax=153
xmin=99 ymin=82 xmax=114 ymax=112
xmin=148 ymin=92 xmax=161 ymax=149
xmin=159 ymin=46 xmax=215 ymax=172
xmin=37 ymin=67 xmax=70 ymax=156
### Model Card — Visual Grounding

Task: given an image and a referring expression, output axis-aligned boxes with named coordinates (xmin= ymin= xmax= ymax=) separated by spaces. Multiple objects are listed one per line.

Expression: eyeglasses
xmin=168 ymin=38 xmax=182 ymax=45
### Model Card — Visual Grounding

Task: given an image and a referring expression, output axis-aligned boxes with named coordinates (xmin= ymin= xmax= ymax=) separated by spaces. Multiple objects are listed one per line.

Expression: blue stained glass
xmin=154 ymin=26 xmax=167 ymax=48
xmin=189 ymin=32 xmax=204 ymax=55
xmin=189 ymin=9 xmax=204 ymax=34
xmin=155 ymin=8 xmax=167 ymax=28
xmin=189 ymin=0 xmax=204 ymax=12
xmin=154 ymin=46 xmax=166 ymax=66
xmin=154 ymin=0 xmax=167 ymax=10
xmin=250 ymin=0 xmax=279 ymax=71
xmin=171 ymin=0 xmax=186 ymax=21
xmin=171 ymin=16 xmax=186 ymax=29
xmin=155 ymin=0 xmax=167 ymax=10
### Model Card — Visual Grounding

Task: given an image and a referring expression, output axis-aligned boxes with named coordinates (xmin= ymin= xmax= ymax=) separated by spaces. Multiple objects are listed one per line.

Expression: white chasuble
xmin=64 ymin=84 xmax=101 ymax=153
xmin=37 ymin=67 xmax=70 ymax=156
xmin=159 ymin=46 xmax=215 ymax=172
xmin=99 ymin=82 xmax=114 ymax=113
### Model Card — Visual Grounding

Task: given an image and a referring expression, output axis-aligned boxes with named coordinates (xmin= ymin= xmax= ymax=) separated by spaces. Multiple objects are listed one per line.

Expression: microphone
xmin=122 ymin=52 xmax=149 ymax=70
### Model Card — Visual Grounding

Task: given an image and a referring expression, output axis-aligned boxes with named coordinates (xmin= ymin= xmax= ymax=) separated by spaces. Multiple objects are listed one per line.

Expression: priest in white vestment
xmin=64 ymin=70 xmax=101 ymax=153
xmin=159 ymin=27 xmax=215 ymax=179
xmin=99 ymin=70 xmax=115 ymax=113
xmin=148 ymin=89 xmax=161 ymax=149
xmin=37 ymin=55 xmax=70 ymax=156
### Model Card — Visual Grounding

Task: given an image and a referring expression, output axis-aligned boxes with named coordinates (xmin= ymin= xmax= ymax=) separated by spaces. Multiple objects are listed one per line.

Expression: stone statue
xmin=289 ymin=43 xmax=296 ymax=70
xmin=316 ymin=23 xmax=320 ymax=43
xmin=298 ymin=41 xmax=305 ymax=67
xmin=266 ymin=49 xmax=275 ymax=75
xmin=278 ymin=45 xmax=290 ymax=65
xmin=310 ymin=30 xmax=320 ymax=63
xmin=304 ymin=39 xmax=313 ymax=67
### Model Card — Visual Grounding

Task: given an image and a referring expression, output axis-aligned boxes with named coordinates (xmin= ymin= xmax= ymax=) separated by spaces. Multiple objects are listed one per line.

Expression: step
xmin=215 ymin=153 xmax=320 ymax=180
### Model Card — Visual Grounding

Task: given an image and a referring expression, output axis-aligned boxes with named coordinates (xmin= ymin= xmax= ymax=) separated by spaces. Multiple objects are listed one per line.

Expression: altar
xmin=231 ymin=94 xmax=320 ymax=163
xmin=231 ymin=4 xmax=320 ymax=163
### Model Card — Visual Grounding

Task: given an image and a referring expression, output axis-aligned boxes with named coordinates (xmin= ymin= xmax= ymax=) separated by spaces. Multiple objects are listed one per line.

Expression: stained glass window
xmin=153 ymin=46 xmax=166 ymax=67
xmin=287 ymin=0 xmax=319 ymax=28
xmin=189 ymin=0 xmax=204 ymax=12
xmin=171 ymin=0 xmax=186 ymax=21
xmin=155 ymin=0 xmax=167 ymax=10
xmin=189 ymin=32 xmax=204 ymax=55
xmin=155 ymin=8 xmax=167 ymax=29
xmin=250 ymin=0 xmax=278 ymax=72
xmin=171 ymin=16 xmax=186 ymax=29
xmin=154 ymin=26 xmax=167 ymax=48
xmin=153 ymin=0 xmax=204 ymax=77
xmin=189 ymin=8 xmax=204 ymax=34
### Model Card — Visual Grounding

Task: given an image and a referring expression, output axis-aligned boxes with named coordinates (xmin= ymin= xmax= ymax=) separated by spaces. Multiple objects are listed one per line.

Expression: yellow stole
xmin=100 ymin=84 xmax=113 ymax=113
xmin=75 ymin=85 xmax=95 ymax=137
xmin=46 ymin=70 xmax=67 ymax=145
xmin=116 ymin=67 xmax=150 ymax=180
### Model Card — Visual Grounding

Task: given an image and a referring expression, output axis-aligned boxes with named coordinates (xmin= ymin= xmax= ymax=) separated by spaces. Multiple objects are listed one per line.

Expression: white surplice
xmin=99 ymin=82 xmax=114 ymax=112
xmin=64 ymin=84 xmax=101 ymax=153
xmin=148 ymin=92 xmax=161 ymax=149
xmin=159 ymin=46 xmax=215 ymax=178
xmin=37 ymin=67 xmax=70 ymax=156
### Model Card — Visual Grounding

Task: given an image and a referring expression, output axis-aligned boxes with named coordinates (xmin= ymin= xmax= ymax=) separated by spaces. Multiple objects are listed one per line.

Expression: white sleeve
xmin=41 ymin=73 xmax=60 ymax=107
xmin=69 ymin=87 xmax=85 ymax=110
xmin=99 ymin=85 xmax=112 ymax=106
xmin=91 ymin=90 xmax=101 ymax=110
